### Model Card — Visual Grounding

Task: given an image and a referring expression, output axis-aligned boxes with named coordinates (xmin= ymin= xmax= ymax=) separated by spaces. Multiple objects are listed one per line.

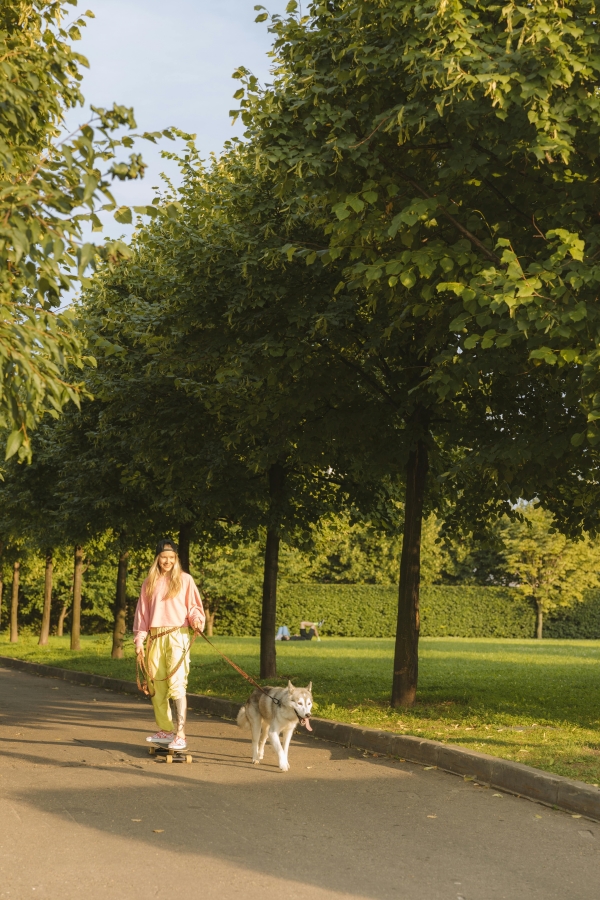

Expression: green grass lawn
xmin=2 ymin=633 xmax=600 ymax=785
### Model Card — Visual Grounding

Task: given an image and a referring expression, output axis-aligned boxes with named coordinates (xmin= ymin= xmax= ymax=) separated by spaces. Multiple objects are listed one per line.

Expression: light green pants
xmin=146 ymin=627 xmax=190 ymax=732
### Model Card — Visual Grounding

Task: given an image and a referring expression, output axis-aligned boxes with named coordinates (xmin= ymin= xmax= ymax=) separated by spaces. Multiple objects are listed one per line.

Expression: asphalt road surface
xmin=0 ymin=665 xmax=597 ymax=900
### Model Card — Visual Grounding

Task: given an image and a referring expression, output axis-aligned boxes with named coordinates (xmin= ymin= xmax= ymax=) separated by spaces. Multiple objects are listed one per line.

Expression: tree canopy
xmin=0 ymin=0 xmax=169 ymax=460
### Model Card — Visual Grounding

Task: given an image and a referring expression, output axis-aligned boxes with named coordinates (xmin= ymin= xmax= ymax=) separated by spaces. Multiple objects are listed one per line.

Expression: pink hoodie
xmin=133 ymin=572 xmax=205 ymax=652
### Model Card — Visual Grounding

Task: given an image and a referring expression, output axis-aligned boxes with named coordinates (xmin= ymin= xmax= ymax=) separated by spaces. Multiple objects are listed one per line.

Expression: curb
xmin=1 ymin=654 xmax=598 ymax=820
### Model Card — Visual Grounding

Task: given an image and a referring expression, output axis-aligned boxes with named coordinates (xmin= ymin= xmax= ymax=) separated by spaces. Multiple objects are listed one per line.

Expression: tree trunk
xmin=205 ymin=608 xmax=216 ymax=637
xmin=391 ymin=441 xmax=429 ymax=708
xmin=536 ymin=601 xmax=543 ymax=639
xmin=10 ymin=561 xmax=20 ymax=644
xmin=178 ymin=523 xmax=192 ymax=574
xmin=111 ymin=549 xmax=129 ymax=659
xmin=57 ymin=601 xmax=70 ymax=637
xmin=260 ymin=463 xmax=285 ymax=679
xmin=0 ymin=572 xmax=3 ymax=630
xmin=70 ymin=545 xmax=84 ymax=651
xmin=38 ymin=551 xmax=53 ymax=646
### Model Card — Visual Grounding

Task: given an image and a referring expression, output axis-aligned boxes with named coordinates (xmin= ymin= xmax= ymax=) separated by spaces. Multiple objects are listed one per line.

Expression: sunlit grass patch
xmin=2 ymin=633 xmax=599 ymax=784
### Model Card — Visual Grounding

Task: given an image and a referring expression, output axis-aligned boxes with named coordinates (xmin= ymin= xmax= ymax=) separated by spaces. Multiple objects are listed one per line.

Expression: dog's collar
xmin=263 ymin=689 xmax=281 ymax=707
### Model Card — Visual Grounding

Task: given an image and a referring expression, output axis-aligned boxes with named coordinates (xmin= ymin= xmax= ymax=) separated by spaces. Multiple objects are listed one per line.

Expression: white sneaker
xmin=168 ymin=735 xmax=187 ymax=751
xmin=146 ymin=731 xmax=175 ymax=743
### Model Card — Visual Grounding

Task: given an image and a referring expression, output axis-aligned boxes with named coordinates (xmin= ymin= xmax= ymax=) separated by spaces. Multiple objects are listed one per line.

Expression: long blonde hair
xmin=144 ymin=554 xmax=183 ymax=601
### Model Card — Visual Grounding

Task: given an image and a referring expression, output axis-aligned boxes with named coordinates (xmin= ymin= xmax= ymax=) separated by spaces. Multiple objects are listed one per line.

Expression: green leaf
xmin=437 ymin=282 xmax=465 ymax=297
xmin=449 ymin=313 xmax=471 ymax=330
xmin=529 ymin=348 xmax=557 ymax=365
xmin=77 ymin=243 xmax=95 ymax=275
xmin=114 ymin=206 xmax=133 ymax=224
xmin=5 ymin=430 xmax=23 ymax=460
xmin=346 ymin=196 xmax=365 ymax=213
xmin=332 ymin=202 xmax=350 ymax=220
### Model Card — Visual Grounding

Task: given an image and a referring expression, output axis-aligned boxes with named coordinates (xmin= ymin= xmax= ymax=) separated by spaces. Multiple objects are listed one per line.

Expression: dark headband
xmin=155 ymin=538 xmax=178 ymax=556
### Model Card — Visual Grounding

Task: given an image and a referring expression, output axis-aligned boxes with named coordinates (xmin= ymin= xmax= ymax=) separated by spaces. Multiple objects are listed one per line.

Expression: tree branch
xmin=349 ymin=116 xmax=393 ymax=149
xmin=399 ymin=171 xmax=501 ymax=264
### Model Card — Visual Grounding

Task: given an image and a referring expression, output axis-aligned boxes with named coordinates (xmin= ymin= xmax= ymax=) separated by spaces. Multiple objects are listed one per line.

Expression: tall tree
xmin=9 ymin=561 xmax=19 ymax=643
xmin=0 ymin=0 xmax=167 ymax=460
xmin=233 ymin=0 xmax=600 ymax=704
xmin=502 ymin=506 xmax=600 ymax=639
xmin=111 ymin=547 xmax=129 ymax=659
xmin=0 ymin=539 xmax=3 ymax=629
xmin=38 ymin=551 xmax=53 ymax=646
xmin=81 ymin=144 xmax=356 ymax=677
xmin=70 ymin=545 xmax=84 ymax=651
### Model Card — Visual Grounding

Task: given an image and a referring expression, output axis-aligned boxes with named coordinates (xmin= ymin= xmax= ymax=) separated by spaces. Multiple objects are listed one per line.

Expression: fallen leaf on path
xmin=492 ymin=793 xmax=503 ymax=798
xmin=306 ymin=766 xmax=312 ymax=769
xmin=427 ymin=815 xmax=437 ymax=819
xmin=153 ymin=829 xmax=164 ymax=833
xmin=534 ymin=815 xmax=542 ymax=819
xmin=424 ymin=766 xmax=436 ymax=770
xmin=131 ymin=819 xmax=141 ymax=822
xmin=51 ymin=688 xmax=58 ymax=691
xmin=572 ymin=814 xmax=582 ymax=819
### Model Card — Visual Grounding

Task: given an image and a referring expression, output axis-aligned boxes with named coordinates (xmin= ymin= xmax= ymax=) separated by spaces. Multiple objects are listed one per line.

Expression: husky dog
xmin=237 ymin=681 xmax=313 ymax=772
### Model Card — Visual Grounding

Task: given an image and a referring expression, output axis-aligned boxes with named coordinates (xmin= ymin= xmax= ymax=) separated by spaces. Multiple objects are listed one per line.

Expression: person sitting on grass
xmin=275 ymin=620 xmax=324 ymax=642
xmin=301 ymin=620 xmax=323 ymax=641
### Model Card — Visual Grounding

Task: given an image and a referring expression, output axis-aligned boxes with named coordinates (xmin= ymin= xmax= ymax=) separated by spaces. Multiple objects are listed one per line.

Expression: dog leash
xmin=136 ymin=625 xmax=199 ymax=698
xmin=199 ymin=633 xmax=312 ymax=729
xmin=197 ymin=631 xmax=281 ymax=706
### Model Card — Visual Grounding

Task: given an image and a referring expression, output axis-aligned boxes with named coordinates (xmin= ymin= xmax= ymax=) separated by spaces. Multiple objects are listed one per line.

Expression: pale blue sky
xmin=70 ymin=0 xmax=288 ymax=237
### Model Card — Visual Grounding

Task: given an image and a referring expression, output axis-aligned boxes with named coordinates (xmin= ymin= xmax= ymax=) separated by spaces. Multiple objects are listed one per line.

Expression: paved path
xmin=0 ymin=667 xmax=598 ymax=900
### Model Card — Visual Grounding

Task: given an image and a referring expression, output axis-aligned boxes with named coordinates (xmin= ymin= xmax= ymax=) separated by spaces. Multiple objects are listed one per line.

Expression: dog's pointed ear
xmin=307 ymin=681 xmax=312 ymax=693
xmin=287 ymin=680 xmax=294 ymax=691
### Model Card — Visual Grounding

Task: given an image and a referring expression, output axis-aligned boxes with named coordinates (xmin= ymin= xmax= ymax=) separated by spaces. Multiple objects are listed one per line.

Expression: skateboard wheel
xmin=185 ymin=755 xmax=192 ymax=764
xmin=166 ymin=755 xmax=173 ymax=764
xmin=149 ymin=747 xmax=156 ymax=756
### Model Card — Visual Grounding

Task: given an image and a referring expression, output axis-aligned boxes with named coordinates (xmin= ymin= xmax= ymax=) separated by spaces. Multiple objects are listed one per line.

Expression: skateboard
xmin=147 ymin=739 xmax=192 ymax=764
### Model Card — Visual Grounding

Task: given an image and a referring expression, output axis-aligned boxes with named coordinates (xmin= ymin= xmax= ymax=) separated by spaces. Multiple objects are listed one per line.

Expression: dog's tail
xmin=236 ymin=705 xmax=250 ymax=730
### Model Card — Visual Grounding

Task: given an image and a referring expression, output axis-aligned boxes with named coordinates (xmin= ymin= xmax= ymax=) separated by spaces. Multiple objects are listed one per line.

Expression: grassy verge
xmin=2 ymin=633 xmax=599 ymax=785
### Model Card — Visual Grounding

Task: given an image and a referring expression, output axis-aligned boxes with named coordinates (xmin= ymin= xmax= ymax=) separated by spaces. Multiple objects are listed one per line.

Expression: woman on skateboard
xmin=134 ymin=538 xmax=205 ymax=752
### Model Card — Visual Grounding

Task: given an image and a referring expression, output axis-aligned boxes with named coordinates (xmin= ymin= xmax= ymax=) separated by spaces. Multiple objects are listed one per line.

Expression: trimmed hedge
xmin=215 ymin=583 xmax=536 ymax=638
xmin=214 ymin=583 xmax=600 ymax=639
xmin=420 ymin=586 xmax=536 ymax=638
xmin=277 ymin=584 xmax=538 ymax=638
xmin=544 ymin=590 xmax=600 ymax=639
